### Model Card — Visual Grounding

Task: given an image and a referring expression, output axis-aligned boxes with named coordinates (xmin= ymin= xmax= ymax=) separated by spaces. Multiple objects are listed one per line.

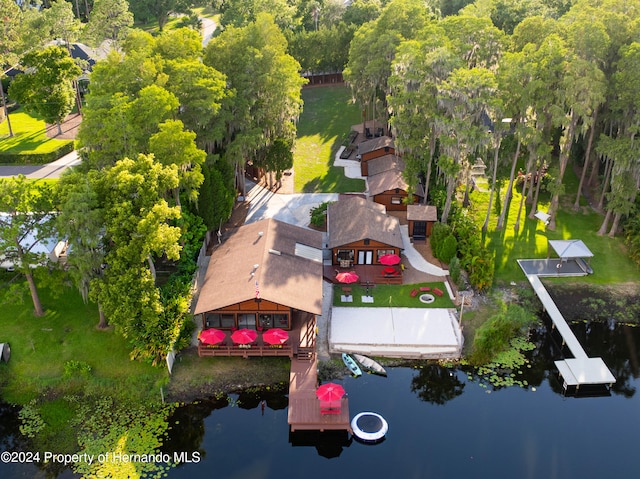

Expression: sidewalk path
xmin=0 ymin=150 xmax=80 ymax=179
xmin=399 ymin=225 xmax=448 ymax=276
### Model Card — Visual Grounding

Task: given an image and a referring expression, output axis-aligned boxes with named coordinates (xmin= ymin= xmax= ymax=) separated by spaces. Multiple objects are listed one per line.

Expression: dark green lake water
xmin=1 ymin=321 xmax=639 ymax=478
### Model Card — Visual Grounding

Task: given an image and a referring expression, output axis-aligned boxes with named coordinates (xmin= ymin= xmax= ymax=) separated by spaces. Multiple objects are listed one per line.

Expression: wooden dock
xmin=288 ymin=355 xmax=351 ymax=433
xmin=518 ymin=260 xmax=616 ymax=391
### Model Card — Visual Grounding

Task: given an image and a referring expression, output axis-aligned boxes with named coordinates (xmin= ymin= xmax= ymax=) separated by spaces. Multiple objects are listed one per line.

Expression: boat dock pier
xmin=288 ymin=355 xmax=351 ymax=433
xmin=518 ymin=259 xmax=616 ymax=393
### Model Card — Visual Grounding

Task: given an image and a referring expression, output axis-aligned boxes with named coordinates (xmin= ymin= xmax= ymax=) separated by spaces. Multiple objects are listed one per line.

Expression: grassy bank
xmin=0 ymin=110 xmax=73 ymax=162
xmin=467 ymin=166 xmax=640 ymax=285
xmin=0 ymin=275 xmax=167 ymax=405
xmin=294 ymin=85 xmax=366 ymax=193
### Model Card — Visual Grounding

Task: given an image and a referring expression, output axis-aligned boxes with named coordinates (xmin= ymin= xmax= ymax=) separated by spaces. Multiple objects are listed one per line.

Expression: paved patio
xmin=329 ymin=306 xmax=463 ymax=359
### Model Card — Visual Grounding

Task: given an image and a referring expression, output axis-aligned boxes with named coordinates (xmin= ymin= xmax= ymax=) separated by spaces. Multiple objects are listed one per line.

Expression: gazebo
xmin=547 ymin=239 xmax=594 ymax=274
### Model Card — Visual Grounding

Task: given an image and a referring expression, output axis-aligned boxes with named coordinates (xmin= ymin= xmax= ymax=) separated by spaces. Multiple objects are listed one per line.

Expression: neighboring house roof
xmin=548 ymin=239 xmax=594 ymax=259
xmin=328 ymin=196 xmax=403 ymax=249
xmin=194 ymin=218 xmax=323 ymax=315
xmin=368 ymin=167 xmax=408 ymax=196
xmin=407 ymin=204 xmax=438 ymax=222
xmin=367 ymin=155 xmax=407 ymax=196
xmin=357 ymin=136 xmax=395 ymax=155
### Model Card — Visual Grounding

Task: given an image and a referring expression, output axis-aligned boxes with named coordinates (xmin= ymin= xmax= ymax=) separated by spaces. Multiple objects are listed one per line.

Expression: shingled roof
xmin=327 ymin=196 xmax=403 ymax=249
xmin=194 ymin=219 xmax=323 ymax=315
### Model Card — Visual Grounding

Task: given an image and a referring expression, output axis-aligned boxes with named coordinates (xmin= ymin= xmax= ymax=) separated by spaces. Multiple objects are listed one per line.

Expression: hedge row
xmin=0 ymin=141 xmax=75 ymax=165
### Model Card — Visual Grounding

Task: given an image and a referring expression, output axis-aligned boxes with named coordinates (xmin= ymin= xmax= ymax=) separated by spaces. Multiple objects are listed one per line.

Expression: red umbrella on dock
xmin=199 ymin=328 xmax=226 ymax=345
xmin=379 ymin=253 xmax=401 ymax=265
xmin=231 ymin=328 xmax=258 ymax=345
xmin=336 ymin=271 xmax=359 ymax=284
xmin=316 ymin=383 xmax=346 ymax=402
xmin=262 ymin=328 xmax=289 ymax=345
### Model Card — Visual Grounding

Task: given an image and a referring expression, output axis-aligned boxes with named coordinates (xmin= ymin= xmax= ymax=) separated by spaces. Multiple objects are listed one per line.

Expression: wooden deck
xmin=323 ymin=263 xmax=403 ymax=285
xmin=197 ymin=310 xmax=315 ymax=359
xmin=288 ymin=355 xmax=351 ymax=433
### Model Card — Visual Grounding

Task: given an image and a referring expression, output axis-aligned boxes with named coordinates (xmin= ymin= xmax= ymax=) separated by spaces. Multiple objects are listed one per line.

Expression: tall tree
xmin=0 ymin=0 xmax=22 ymax=137
xmin=84 ymin=0 xmax=133 ymax=45
xmin=0 ymin=176 xmax=55 ymax=317
xmin=149 ymin=119 xmax=206 ymax=206
xmin=56 ymin=170 xmax=108 ymax=328
xmin=9 ymin=45 xmax=81 ymax=135
xmin=204 ymin=13 xmax=306 ymax=196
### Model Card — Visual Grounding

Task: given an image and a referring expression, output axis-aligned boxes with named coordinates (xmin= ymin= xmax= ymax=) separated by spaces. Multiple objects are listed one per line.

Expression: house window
xmin=337 ymin=249 xmax=354 ymax=266
xmin=377 ymin=249 xmax=395 ymax=262
xmin=364 ymin=239 xmax=370 ymax=245
xmin=391 ymin=196 xmax=402 ymax=205
xmin=205 ymin=313 xmax=235 ymax=329
xmin=238 ymin=313 xmax=256 ymax=329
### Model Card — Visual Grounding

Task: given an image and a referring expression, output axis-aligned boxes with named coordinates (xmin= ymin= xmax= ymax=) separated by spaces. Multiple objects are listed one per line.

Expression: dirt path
xmin=46 ymin=113 xmax=82 ymax=140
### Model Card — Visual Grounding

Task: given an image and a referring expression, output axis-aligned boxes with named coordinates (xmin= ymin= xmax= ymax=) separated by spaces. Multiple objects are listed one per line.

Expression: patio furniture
xmin=342 ymin=287 xmax=352 ymax=296
xmin=433 ymin=288 xmax=443 ymax=297
xmin=410 ymin=289 xmax=418 ymax=297
xmin=420 ymin=287 xmax=431 ymax=292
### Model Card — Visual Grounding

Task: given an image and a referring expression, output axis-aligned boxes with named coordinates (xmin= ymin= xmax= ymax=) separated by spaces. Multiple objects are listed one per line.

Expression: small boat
xmin=351 ymin=412 xmax=388 ymax=443
xmin=352 ymin=353 xmax=387 ymax=376
xmin=342 ymin=353 xmax=362 ymax=377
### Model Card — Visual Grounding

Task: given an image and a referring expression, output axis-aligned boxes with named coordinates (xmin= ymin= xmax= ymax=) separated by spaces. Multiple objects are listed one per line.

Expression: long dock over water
xmin=518 ymin=259 xmax=616 ymax=392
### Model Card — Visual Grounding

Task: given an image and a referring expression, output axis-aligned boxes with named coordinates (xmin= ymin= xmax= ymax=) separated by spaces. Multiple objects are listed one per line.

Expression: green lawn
xmin=294 ymin=85 xmax=366 ymax=193
xmin=333 ymin=282 xmax=455 ymax=308
xmin=469 ymin=166 xmax=640 ymax=284
xmin=0 ymin=110 xmax=72 ymax=158
xmin=0 ymin=276 xmax=167 ymax=405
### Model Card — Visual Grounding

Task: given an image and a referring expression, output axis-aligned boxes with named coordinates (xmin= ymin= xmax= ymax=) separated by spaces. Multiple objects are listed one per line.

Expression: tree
xmin=9 ymin=45 xmax=81 ymax=135
xmin=56 ymin=170 xmax=108 ymax=328
xmin=261 ymin=138 xmax=293 ymax=188
xmin=91 ymin=154 xmax=183 ymax=361
xmin=198 ymin=160 xmax=235 ymax=232
xmin=0 ymin=176 xmax=55 ymax=317
xmin=0 ymin=0 xmax=22 ymax=137
xmin=204 ymin=13 xmax=306 ymax=195
xmin=84 ymin=0 xmax=133 ymax=45
xmin=149 ymin=119 xmax=206 ymax=206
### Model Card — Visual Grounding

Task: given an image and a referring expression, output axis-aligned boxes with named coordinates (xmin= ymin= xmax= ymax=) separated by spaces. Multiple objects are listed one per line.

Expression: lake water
xmin=1 ymin=320 xmax=639 ymax=478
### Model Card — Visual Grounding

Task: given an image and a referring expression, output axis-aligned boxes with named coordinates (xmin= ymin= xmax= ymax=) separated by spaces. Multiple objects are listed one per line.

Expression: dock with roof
xmin=518 ymin=240 xmax=616 ymax=393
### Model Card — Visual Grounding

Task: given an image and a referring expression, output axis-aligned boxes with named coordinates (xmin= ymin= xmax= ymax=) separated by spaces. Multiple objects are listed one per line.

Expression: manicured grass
xmin=0 ymin=110 xmax=72 ymax=158
xmin=469 ymin=167 xmax=640 ymax=284
xmin=0 ymin=275 xmax=167 ymax=405
xmin=333 ymin=282 xmax=454 ymax=308
xmin=294 ymin=85 xmax=366 ymax=193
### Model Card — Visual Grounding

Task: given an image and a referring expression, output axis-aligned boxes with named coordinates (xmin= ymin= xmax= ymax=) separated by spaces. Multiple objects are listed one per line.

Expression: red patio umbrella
xmin=199 ymin=328 xmax=226 ymax=345
xmin=231 ymin=328 xmax=258 ymax=345
xmin=262 ymin=328 xmax=289 ymax=345
xmin=336 ymin=271 xmax=359 ymax=284
xmin=379 ymin=253 xmax=401 ymax=266
xmin=315 ymin=383 xmax=346 ymax=402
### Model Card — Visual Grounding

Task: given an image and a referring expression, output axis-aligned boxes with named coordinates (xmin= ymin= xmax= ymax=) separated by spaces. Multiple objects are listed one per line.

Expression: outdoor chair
xmin=433 ymin=288 xmax=443 ymax=297
xmin=410 ymin=289 xmax=418 ymax=297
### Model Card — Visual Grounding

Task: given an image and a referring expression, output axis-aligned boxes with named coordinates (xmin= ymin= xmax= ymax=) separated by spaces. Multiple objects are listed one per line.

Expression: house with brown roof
xmin=366 ymin=155 xmax=424 ymax=211
xmin=357 ymin=136 xmax=396 ymax=176
xmin=328 ymin=196 xmax=403 ymax=274
xmin=193 ymin=219 xmax=323 ymax=354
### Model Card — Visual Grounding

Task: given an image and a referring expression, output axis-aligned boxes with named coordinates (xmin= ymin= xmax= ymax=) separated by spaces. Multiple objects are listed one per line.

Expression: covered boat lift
xmin=547 ymin=239 xmax=594 ymax=274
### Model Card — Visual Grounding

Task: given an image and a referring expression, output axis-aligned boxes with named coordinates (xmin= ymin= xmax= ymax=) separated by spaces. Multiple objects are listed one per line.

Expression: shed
xmin=407 ymin=204 xmax=438 ymax=241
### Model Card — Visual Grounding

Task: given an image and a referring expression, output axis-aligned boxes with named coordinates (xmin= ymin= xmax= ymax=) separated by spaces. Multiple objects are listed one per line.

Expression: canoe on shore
xmin=352 ymin=353 xmax=387 ymax=376
xmin=342 ymin=353 xmax=362 ymax=377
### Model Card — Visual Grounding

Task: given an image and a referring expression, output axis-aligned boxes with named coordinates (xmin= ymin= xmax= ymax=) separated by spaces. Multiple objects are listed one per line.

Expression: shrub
xmin=469 ymin=302 xmax=537 ymax=365
xmin=430 ymin=222 xmax=451 ymax=260
xmin=439 ymin=234 xmax=458 ymax=264
xmin=0 ymin=141 xmax=75 ymax=164
xmin=449 ymin=256 xmax=461 ymax=286
xmin=63 ymin=360 xmax=92 ymax=379
xmin=310 ymin=201 xmax=331 ymax=227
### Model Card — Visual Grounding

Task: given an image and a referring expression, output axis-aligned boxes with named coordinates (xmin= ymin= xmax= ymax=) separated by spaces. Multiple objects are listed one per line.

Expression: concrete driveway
xmin=244 ymin=182 xmax=338 ymax=229
xmin=0 ymin=151 xmax=80 ymax=179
